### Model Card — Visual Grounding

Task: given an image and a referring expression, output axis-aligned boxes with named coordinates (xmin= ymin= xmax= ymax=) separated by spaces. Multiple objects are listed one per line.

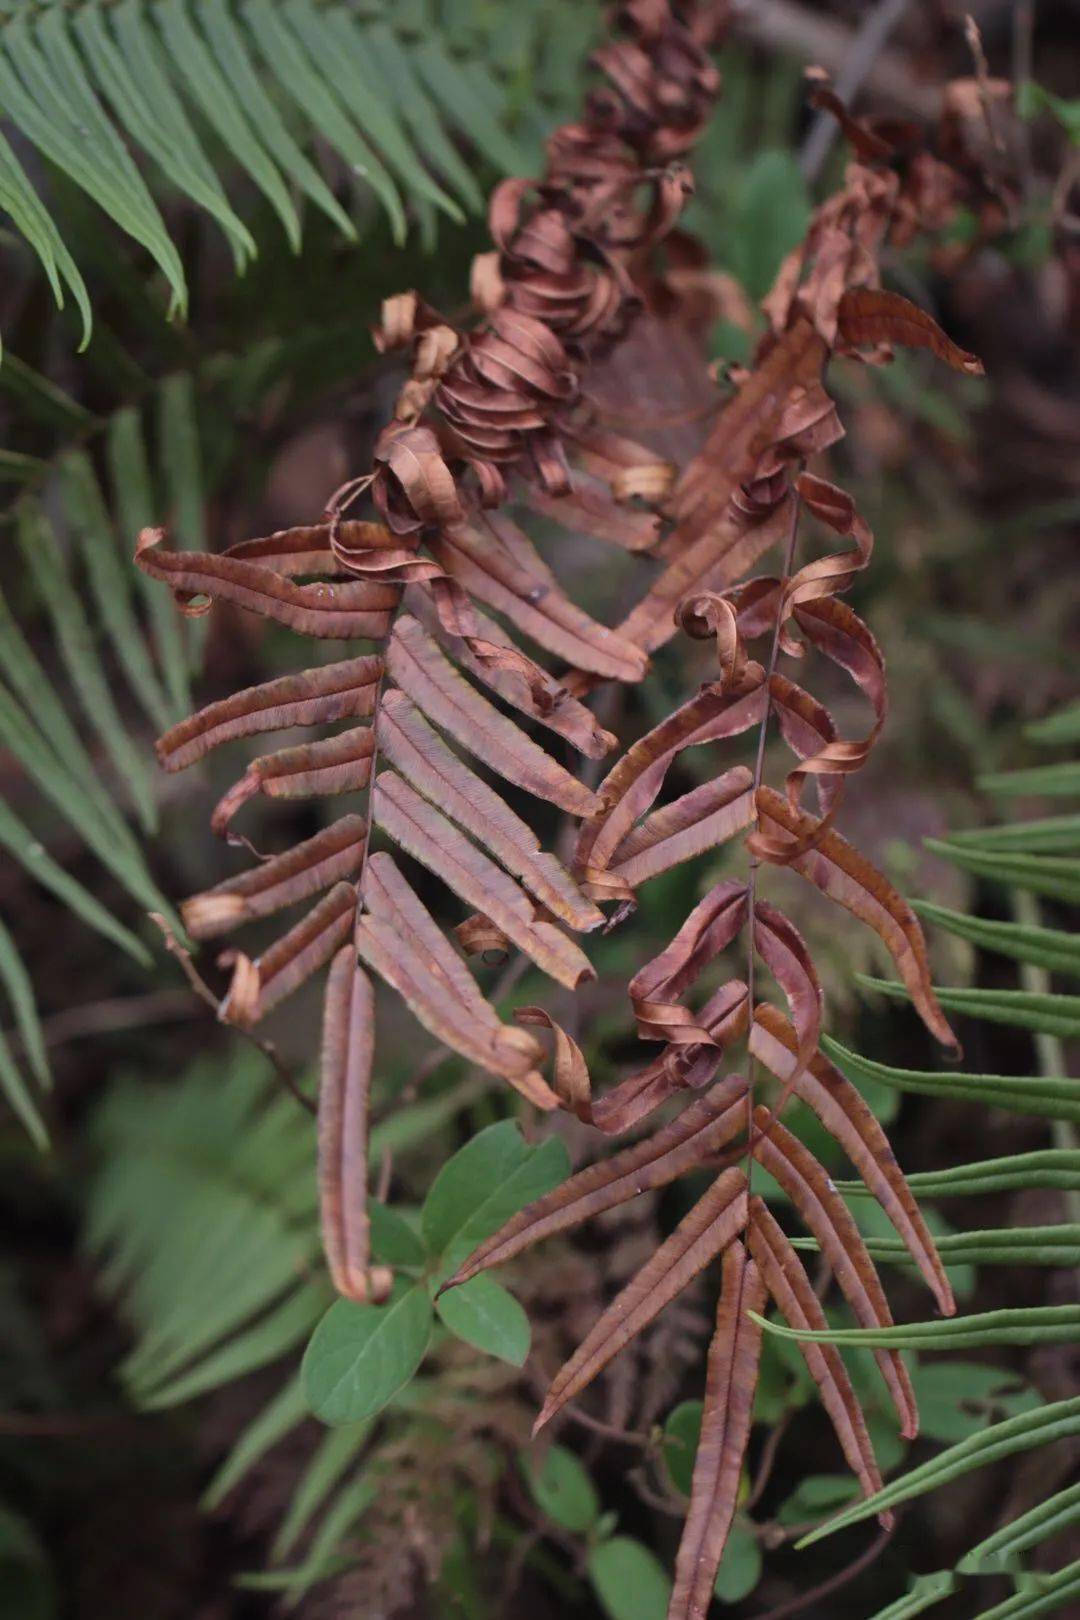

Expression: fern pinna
xmin=137 ymin=5 xmax=989 ymax=1613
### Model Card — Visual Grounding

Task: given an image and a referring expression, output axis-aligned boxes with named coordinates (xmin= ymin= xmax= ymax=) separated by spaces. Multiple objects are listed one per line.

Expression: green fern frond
xmin=0 ymin=0 xmax=596 ymax=346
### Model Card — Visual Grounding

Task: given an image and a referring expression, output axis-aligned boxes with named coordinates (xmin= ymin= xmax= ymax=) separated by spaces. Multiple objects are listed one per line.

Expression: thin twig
xmin=150 ymin=914 xmax=316 ymax=1116
xmin=800 ymin=0 xmax=913 ymax=183
xmin=745 ymin=1410 xmax=794 ymax=1511
xmin=749 ymin=1521 xmax=897 ymax=1620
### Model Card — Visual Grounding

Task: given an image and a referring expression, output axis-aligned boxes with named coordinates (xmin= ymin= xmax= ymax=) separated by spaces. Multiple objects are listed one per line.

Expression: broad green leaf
xmin=156 ymin=0 xmax=300 ymax=249
xmin=960 ymin=1480 xmax=1080 ymax=1572
xmin=521 ymin=1443 xmax=599 ymax=1532
xmin=925 ymin=838 xmax=1080 ymax=904
xmin=726 ymin=150 xmax=810 ymax=299
xmin=797 ymin=1396 xmax=1080 ymax=1546
xmin=368 ymin=1201 xmax=426 ymax=1269
xmin=435 ymin=1274 xmax=530 ymax=1365
xmin=663 ymin=1400 xmax=702 ymax=1496
xmin=302 ymin=1283 xmax=432 ymax=1426
xmin=825 ymin=1035 xmax=1080 ymax=1123
xmin=912 ymin=1363 xmax=1039 ymax=1443
xmin=914 ymin=899 xmax=1080 ymax=978
xmin=714 ymin=1520 xmax=762 ymax=1602
xmin=979 ymin=761 xmax=1080 ymax=797
xmin=755 ymin=1303 xmax=1080 ymax=1352
xmin=859 ymin=973 xmax=1080 ymax=1039
xmin=588 ymin=1537 xmax=671 ymax=1620
xmin=865 ymin=1571 xmax=959 ymax=1620
xmin=421 ymin=1120 xmax=569 ymax=1271
xmin=202 ymin=1373 xmax=308 ymax=1509
xmin=777 ymin=1474 xmax=857 ymax=1525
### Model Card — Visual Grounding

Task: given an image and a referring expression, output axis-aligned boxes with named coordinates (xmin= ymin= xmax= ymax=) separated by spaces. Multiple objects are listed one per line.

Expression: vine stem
xmin=743 ymin=482 xmax=803 ymax=1192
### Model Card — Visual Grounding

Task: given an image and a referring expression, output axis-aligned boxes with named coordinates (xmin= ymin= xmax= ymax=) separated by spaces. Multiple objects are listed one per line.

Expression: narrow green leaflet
xmin=960 ymin=1481 xmax=1080 ymax=1572
xmin=836 ymin=1149 xmax=1080 ymax=1199
xmin=791 ymin=1225 xmax=1080 ymax=1268
xmin=0 ymin=917 xmax=48 ymax=1090
xmin=158 ymin=374 xmax=206 ymax=550
xmin=241 ymin=0 xmax=406 ymax=243
xmin=824 ymin=1036 xmax=1080 ymax=1123
xmin=435 ymin=1274 xmax=530 ymax=1365
xmin=413 ymin=39 xmax=531 ymax=176
xmin=362 ymin=22 xmax=484 ymax=212
xmin=587 ymin=1536 xmax=671 ymax=1620
xmin=302 ymin=1283 xmax=433 ymax=1426
xmin=0 ymin=798 xmax=149 ymax=964
xmin=858 ymin=974 xmax=1080 ymax=1039
xmin=946 ymin=813 xmax=1080 ymax=854
xmin=0 ymin=1023 xmax=48 ymax=1150
xmin=140 ymin=1285 xmax=324 ymax=1410
xmin=238 ymin=1475 xmax=376 ymax=1598
xmin=978 ymin=761 xmax=1080 ymax=798
xmin=202 ymin=1373 xmax=308 ymax=1510
xmin=925 ymin=838 xmax=1080 ymax=903
xmin=16 ymin=498 xmax=156 ymax=829
xmin=197 ymin=0 xmax=356 ymax=240
xmin=913 ymin=899 xmax=1080 ymax=979
xmin=155 ymin=0 xmax=301 ymax=250
xmin=795 ymin=1396 xmax=1080 ymax=1545
xmin=73 ymin=3 xmax=254 ymax=270
xmin=106 ymin=404 xmax=191 ymax=718
xmin=522 ymin=1444 xmax=600 ymax=1532
xmin=421 ymin=1120 xmax=570 ymax=1272
xmin=970 ymin=1559 xmax=1080 ymax=1620
xmin=0 ymin=128 xmax=90 ymax=348
xmin=2 ymin=12 xmax=185 ymax=315
xmin=755 ymin=1304 xmax=1080 ymax=1352
xmin=60 ymin=451 xmax=172 ymax=733
xmin=272 ymin=1420 xmax=373 ymax=1560
xmin=1027 ymin=701 xmax=1080 ymax=746
xmin=864 ymin=1572 xmax=959 ymax=1620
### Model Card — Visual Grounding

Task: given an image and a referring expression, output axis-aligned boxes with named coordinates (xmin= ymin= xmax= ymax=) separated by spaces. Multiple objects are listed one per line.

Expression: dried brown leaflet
xmin=441 ymin=79 xmax=988 ymax=1619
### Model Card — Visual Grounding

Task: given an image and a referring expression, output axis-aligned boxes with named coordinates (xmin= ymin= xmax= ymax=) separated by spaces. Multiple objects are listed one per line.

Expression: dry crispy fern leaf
xmin=140 ymin=6 xmax=988 ymax=1611
xmin=438 ymin=61 xmax=991 ymax=1620
xmin=138 ymin=0 xmax=733 ymax=1317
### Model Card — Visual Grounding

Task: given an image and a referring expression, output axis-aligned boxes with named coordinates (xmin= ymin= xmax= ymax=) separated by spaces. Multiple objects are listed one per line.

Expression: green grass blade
xmin=362 ymin=23 xmax=484 ymax=212
xmin=273 ymin=1421 xmax=372 ymax=1561
xmin=202 ymin=1374 xmax=307 ymax=1510
xmin=155 ymin=0 xmax=300 ymax=250
xmin=947 ymin=814 xmax=1080 ymax=854
xmin=913 ymin=899 xmax=1080 ymax=978
xmin=865 ymin=1572 xmax=959 ymax=1620
xmin=412 ymin=38 xmax=531 ymax=175
xmin=969 ymin=1559 xmax=1080 ymax=1620
xmin=791 ymin=1225 xmax=1080 ymax=1267
xmin=1027 ymin=702 xmax=1080 ymax=746
xmin=757 ymin=1304 xmax=1080 ymax=1353
xmin=136 ymin=1286 xmax=324 ymax=1410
